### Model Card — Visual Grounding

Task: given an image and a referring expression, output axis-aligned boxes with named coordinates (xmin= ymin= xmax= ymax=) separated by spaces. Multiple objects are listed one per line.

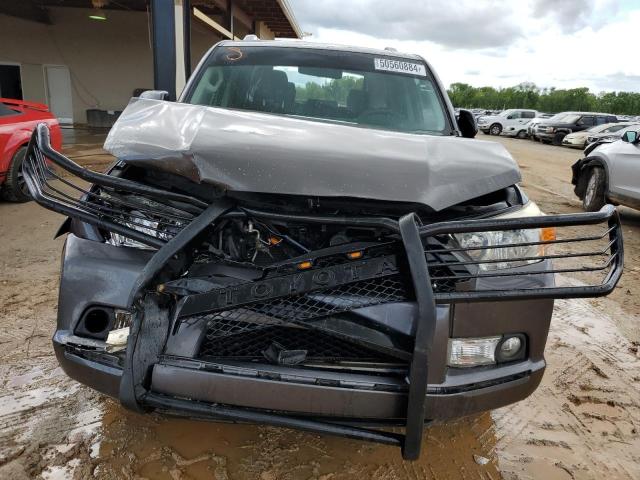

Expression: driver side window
xmin=506 ymin=112 xmax=521 ymax=120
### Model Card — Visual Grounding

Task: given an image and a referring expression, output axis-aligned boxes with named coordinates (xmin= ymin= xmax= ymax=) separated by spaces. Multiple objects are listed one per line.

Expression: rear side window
xmin=579 ymin=116 xmax=595 ymax=126
xmin=595 ymin=116 xmax=608 ymax=125
xmin=522 ymin=111 xmax=535 ymax=119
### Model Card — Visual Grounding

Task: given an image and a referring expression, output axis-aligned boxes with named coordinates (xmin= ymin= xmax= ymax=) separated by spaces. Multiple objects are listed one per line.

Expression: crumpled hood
xmin=104 ymin=98 xmax=521 ymax=211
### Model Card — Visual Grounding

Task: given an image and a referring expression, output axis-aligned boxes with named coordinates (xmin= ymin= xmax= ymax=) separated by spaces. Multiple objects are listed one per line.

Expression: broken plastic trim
xmin=23 ymin=123 xmax=207 ymax=249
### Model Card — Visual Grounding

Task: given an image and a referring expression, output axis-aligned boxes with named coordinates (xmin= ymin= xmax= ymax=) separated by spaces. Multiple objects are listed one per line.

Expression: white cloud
xmin=290 ymin=0 xmax=640 ymax=92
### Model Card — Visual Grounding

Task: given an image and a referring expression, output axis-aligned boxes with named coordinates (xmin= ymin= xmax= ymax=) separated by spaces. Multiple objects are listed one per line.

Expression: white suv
xmin=477 ymin=109 xmax=538 ymax=135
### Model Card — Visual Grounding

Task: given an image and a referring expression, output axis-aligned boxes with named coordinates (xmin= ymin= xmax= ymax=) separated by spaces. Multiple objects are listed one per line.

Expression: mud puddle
xmin=90 ymin=405 xmax=499 ymax=480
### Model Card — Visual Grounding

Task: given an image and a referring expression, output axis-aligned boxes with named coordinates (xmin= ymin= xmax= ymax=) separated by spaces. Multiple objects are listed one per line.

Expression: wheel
xmin=1 ymin=147 xmax=31 ymax=202
xmin=489 ymin=123 xmax=502 ymax=135
xmin=552 ymin=132 xmax=566 ymax=146
xmin=516 ymin=130 xmax=527 ymax=139
xmin=540 ymin=139 xmax=551 ymax=144
xmin=582 ymin=167 xmax=606 ymax=212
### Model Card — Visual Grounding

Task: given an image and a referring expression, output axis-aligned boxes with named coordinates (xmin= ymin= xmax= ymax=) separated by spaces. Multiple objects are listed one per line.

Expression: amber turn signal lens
xmin=346 ymin=251 xmax=363 ymax=260
xmin=297 ymin=261 xmax=313 ymax=270
xmin=269 ymin=236 xmax=282 ymax=245
xmin=539 ymin=227 xmax=556 ymax=255
xmin=540 ymin=227 xmax=556 ymax=243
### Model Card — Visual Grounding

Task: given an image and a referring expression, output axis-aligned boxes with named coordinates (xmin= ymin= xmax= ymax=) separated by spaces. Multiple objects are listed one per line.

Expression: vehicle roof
xmin=555 ymin=111 xmax=617 ymax=116
xmin=216 ymin=39 xmax=424 ymax=61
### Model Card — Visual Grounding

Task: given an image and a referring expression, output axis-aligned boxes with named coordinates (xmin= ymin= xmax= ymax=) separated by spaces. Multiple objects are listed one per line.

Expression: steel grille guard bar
xmin=23 ymin=123 xmax=624 ymax=460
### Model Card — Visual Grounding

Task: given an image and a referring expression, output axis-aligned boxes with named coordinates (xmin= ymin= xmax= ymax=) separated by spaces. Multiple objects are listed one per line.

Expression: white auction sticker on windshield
xmin=374 ymin=58 xmax=426 ymax=76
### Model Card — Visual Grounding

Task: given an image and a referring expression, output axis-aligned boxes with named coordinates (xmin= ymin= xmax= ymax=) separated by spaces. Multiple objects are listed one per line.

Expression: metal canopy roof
xmin=0 ymin=0 xmax=301 ymax=38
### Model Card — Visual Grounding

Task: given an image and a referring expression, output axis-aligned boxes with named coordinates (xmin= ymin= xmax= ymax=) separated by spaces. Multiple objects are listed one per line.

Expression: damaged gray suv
xmin=23 ymin=40 xmax=623 ymax=460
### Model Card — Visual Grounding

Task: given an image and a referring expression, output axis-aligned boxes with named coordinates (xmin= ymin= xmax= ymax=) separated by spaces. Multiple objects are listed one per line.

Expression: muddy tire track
xmin=493 ymin=296 xmax=640 ymax=479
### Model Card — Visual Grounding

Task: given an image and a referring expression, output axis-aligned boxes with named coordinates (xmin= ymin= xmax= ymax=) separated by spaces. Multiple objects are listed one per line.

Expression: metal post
xmin=183 ymin=0 xmax=191 ymax=78
xmin=225 ymin=0 xmax=234 ymax=37
xmin=150 ymin=0 xmax=177 ymax=100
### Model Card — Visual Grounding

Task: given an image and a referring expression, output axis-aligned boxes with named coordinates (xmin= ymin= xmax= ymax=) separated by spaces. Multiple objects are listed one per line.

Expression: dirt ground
xmin=1 ymin=130 xmax=639 ymax=479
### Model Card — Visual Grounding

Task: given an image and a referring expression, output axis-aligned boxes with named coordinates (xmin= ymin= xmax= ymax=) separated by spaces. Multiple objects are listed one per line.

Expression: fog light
xmin=499 ymin=336 xmax=522 ymax=359
xmin=447 ymin=337 xmax=501 ymax=368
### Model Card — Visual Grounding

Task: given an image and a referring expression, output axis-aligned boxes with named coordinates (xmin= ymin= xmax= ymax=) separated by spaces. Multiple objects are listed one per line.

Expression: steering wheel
xmin=357 ymin=108 xmax=404 ymax=126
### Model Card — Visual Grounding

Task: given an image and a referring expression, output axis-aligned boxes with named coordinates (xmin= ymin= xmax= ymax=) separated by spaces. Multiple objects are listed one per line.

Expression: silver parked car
xmin=572 ymin=129 xmax=640 ymax=211
xmin=21 ymin=39 xmax=624 ymax=461
xmin=562 ymin=122 xmax=631 ymax=149
xmin=586 ymin=123 xmax=640 ymax=147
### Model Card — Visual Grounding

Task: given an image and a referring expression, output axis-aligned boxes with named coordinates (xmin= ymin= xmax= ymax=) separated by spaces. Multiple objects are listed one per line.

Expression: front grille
xmin=188 ymin=274 xmax=411 ymax=340
xmin=193 ymin=274 xmax=412 ymax=363
xmin=199 ymin=324 xmax=396 ymax=362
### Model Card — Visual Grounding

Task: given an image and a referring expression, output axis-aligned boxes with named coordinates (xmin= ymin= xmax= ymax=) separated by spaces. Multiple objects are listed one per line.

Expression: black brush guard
xmin=23 ymin=124 xmax=624 ymax=460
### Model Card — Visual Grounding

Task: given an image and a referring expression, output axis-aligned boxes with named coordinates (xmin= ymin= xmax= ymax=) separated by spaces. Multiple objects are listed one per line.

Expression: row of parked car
xmin=469 ymin=107 xmax=640 ymax=214
xmin=474 ymin=108 xmax=640 ymax=151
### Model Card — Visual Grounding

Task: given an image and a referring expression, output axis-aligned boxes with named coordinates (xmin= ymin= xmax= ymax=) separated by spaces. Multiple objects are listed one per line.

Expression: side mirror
xmin=138 ymin=90 xmax=169 ymax=101
xmin=621 ymin=131 xmax=639 ymax=143
xmin=456 ymin=109 xmax=477 ymax=138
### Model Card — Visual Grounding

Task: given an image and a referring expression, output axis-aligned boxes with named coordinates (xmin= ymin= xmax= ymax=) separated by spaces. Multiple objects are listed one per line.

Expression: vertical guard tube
xmin=398 ymin=213 xmax=437 ymax=460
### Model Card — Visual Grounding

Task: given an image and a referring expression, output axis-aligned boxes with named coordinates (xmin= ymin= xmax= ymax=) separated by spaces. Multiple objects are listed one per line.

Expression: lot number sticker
xmin=374 ymin=58 xmax=426 ymax=76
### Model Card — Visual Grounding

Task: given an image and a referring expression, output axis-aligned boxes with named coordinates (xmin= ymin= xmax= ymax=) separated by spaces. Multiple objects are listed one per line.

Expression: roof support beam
xmin=150 ymin=0 xmax=177 ymax=100
xmin=0 ymin=2 xmax=51 ymax=24
xmin=193 ymin=7 xmax=239 ymax=40
xmin=209 ymin=0 xmax=253 ymax=29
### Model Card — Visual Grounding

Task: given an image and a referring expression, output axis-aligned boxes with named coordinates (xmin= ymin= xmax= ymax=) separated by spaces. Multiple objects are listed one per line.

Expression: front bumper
xmin=562 ymin=136 xmax=586 ymax=148
xmin=501 ymin=127 xmax=525 ymax=137
xmin=54 ymin=234 xmax=554 ymax=418
xmin=54 ymin=327 xmax=545 ymax=421
xmin=537 ymin=131 xmax=556 ymax=142
xmin=25 ymin=123 xmax=624 ymax=460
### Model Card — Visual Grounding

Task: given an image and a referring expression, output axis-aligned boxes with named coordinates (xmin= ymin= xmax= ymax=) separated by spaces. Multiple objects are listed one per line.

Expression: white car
xmin=563 ymin=122 xmax=630 ymax=149
xmin=477 ymin=109 xmax=538 ymax=135
xmin=501 ymin=119 xmax=531 ymax=139
xmin=572 ymin=128 xmax=640 ymax=211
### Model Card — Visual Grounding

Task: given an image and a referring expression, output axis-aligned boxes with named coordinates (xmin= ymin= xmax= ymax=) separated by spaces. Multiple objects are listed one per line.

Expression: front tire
xmin=1 ymin=147 xmax=31 ymax=203
xmin=552 ymin=132 xmax=566 ymax=146
xmin=516 ymin=130 xmax=527 ymax=139
xmin=489 ymin=123 xmax=502 ymax=135
xmin=582 ymin=167 xmax=606 ymax=212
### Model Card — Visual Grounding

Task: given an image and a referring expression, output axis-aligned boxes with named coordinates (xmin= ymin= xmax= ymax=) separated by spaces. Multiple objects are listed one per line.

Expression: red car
xmin=0 ymin=98 xmax=62 ymax=202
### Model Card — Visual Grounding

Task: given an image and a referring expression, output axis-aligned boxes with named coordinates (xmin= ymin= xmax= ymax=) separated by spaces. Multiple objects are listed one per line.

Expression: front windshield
xmin=603 ymin=124 xmax=627 ymax=133
xmin=185 ymin=46 xmax=450 ymax=135
xmin=555 ymin=114 xmax=580 ymax=124
xmin=588 ymin=123 xmax=616 ymax=133
xmin=620 ymin=124 xmax=640 ymax=134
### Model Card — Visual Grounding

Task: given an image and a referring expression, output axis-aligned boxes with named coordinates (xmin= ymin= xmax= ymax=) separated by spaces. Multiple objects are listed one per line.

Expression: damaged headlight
xmin=453 ymin=202 xmax=554 ymax=271
xmin=108 ymin=211 xmax=173 ymax=250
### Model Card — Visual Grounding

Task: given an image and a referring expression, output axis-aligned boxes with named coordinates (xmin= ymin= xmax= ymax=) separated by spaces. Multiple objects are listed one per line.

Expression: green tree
xmin=447 ymin=83 xmax=640 ymax=116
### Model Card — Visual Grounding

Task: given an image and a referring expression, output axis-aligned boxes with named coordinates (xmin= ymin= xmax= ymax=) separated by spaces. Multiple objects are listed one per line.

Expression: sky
xmin=288 ymin=0 xmax=640 ymax=92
